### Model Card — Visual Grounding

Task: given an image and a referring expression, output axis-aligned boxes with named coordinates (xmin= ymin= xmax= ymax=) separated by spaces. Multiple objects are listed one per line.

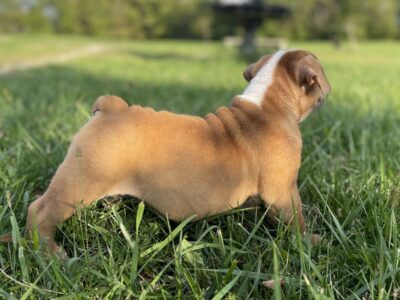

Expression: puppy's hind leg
xmin=27 ymin=95 xmax=132 ymax=257
xmin=26 ymin=148 xmax=113 ymax=257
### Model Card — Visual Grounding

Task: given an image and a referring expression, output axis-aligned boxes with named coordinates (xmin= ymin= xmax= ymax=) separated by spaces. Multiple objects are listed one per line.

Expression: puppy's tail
xmin=92 ymin=95 xmax=128 ymax=115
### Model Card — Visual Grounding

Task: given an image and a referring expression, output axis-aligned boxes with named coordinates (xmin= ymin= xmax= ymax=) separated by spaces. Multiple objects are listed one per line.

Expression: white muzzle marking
xmin=239 ymin=50 xmax=289 ymax=106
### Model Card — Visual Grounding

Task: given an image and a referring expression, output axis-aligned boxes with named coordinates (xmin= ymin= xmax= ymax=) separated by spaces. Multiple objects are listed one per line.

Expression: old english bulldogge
xmin=26 ymin=50 xmax=331 ymax=257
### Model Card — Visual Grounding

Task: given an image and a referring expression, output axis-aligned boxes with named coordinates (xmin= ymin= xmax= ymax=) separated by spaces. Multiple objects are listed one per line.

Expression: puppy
xmin=26 ymin=50 xmax=331 ymax=256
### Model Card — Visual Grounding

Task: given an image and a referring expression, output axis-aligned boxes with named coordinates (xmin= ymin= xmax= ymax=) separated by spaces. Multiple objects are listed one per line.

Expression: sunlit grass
xmin=0 ymin=34 xmax=109 ymax=65
xmin=0 ymin=35 xmax=399 ymax=298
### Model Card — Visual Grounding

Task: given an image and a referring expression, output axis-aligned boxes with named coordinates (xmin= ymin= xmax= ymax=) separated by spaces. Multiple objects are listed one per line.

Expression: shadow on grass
xmin=129 ymin=49 xmax=210 ymax=62
xmin=0 ymin=64 xmax=234 ymax=116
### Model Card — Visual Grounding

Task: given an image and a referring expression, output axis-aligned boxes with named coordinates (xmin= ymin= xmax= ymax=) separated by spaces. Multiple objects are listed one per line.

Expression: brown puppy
xmin=26 ymin=50 xmax=331 ymax=256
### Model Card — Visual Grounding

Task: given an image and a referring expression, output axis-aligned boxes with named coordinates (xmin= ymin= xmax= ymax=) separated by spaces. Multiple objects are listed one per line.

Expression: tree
xmin=365 ymin=0 xmax=397 ymax=38
xmin=53 ymin=0 xmax=81 ymax=34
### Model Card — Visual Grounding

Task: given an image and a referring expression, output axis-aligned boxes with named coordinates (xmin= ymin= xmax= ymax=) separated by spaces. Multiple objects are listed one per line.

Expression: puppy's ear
xmin=243 ymin=63 xmax=255 ymax=82
xmin=295 ymin=55 xmax=331 ymax=96
xmin=297 ymin=65 xmax=319 ymax=93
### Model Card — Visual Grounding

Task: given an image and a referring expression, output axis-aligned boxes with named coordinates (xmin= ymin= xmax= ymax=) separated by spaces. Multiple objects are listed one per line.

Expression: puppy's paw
xmin=48 ymin=240 xmax=69 ymax=261
xmin=309 ymin=233 xmax=322 ymax=246
xmin=55 ymin=247 xmax=69 ymax=261
xmin=262 ymin=278 xmax=285 ymax=289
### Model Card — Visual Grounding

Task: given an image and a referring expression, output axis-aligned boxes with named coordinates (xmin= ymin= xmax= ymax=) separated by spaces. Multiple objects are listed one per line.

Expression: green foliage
xmin=0 ymin=0 xmax=398 ymax=40
xmin=0 ymin=0 xmax=214 ymax=39
xmin=0 ymin=35 xmax=400 ymax=298
xmin=24 ymin=1 xmax=53 ymax=33
xmin=259 ymin=0 xmax=399 ymax=40
xmin=0 ymin=0 xmax=26 ymax=33
xmin=55 ymin=0 xmax=82 ymax=34
xmin=364 ymin=0 xmax=398 ymax=38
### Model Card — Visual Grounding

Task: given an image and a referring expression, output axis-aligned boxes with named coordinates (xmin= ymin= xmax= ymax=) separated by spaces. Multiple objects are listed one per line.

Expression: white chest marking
xmin=239 ymin=50 xmax=289 ymax=106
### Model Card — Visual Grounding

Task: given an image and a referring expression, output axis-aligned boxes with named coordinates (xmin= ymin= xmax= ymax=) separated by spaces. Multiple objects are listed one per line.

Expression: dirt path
xmin=0 ymin=45 xmax=107 ymax=76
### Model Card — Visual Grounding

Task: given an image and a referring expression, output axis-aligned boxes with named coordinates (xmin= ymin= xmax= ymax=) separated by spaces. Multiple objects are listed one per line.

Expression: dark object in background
xmin=214 ymin=0 xmax=290 ymax=55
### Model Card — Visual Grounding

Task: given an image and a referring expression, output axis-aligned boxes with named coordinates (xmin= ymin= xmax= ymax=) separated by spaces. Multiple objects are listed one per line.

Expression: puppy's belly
xmin=108 ymin=179 xmax=142 ymax=199
xmin=147 ymin=178 xmax=253 ymax=221
xmin=106 ymin=172 xmax=252 ymax=221
xmin=137 ymin=189 xmax=242 ymax=221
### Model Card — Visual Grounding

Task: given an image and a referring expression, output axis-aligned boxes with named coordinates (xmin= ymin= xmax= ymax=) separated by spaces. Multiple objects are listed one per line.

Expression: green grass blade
xmin=136 ymin=201 xmax=145 ymax=240
xmin=140 ymin=215 xmax=196 ymax=258
xmin=211 ymin=271 xmax=241 ymax=300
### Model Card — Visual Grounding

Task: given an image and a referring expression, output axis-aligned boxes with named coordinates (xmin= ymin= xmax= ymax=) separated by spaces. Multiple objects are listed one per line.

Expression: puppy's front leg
xmin=263 ymin=184 xmax=320 ymax=245
xmin=286 ymin=184 xmax=307 ymax=233
xmin=263 ymin=183 xmax=306 ymax=233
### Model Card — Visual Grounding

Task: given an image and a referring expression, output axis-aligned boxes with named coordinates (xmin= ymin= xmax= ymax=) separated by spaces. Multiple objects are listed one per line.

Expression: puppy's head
xmin=243 ymin=50 xmax=331 ymax=122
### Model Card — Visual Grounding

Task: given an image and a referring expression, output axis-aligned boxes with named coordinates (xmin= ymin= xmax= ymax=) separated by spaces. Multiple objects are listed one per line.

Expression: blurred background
xmin=0 ymin=0 xmax=399 ymax=43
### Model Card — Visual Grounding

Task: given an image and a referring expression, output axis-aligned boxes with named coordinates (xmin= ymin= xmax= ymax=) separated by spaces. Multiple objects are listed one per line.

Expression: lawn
xmin=0 ymin=35 xmax=400 ymax=299
xmin=0 ymin=34 xmax=108 ymax=65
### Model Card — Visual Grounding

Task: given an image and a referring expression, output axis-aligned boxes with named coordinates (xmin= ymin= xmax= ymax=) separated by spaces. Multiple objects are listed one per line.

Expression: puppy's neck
xmin=238 ymin=50 xmax=288 ymax=106
xmin=237 ymin=50 xmax=301 ymax=123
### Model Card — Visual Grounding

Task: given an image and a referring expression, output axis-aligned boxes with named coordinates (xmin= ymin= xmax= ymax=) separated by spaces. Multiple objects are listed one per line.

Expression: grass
xmin=0 ymin=34 xmax=108 ymax=65
xmin=0 ymin=35 xmax=400 ymax=299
